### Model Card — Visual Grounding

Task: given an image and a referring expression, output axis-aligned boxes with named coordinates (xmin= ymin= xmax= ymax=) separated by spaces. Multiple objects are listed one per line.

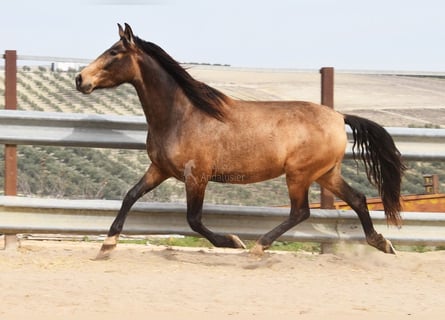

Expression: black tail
xmin=344 ymin=114 xmax=406 ymax=226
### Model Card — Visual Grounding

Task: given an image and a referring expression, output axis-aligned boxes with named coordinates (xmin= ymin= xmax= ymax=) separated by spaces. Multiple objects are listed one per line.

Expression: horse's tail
xmin=344 ymin=114 xmax=406 ymax=226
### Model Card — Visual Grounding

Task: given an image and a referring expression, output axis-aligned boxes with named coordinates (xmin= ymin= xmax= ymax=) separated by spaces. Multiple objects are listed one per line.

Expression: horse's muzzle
xmin=75 ymin=74 xmax=82 ymax=90
xmin=75 ymin=74 xmax=92 ymax=94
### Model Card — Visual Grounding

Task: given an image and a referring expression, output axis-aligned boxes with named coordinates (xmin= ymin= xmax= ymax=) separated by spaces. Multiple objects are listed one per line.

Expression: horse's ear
xmin=123 ymin=23 xmax=135 ymax=45
xmin=118 ymin=23 xmax=125 ymax=38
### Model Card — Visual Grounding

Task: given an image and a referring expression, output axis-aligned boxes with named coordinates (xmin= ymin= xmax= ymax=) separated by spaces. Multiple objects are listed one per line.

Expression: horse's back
xmin=229 ymin=100 xmax=346 ymax=148
xmin=217 ymin=100 xmax=348 ymax=182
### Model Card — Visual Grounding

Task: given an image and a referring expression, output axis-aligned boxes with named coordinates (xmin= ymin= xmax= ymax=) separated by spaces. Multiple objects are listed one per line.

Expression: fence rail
xmin=0 ymin=111 xmax=444 ymax=250
xmin=1 ymin=196 xmax=445 ymax=250
xmin=0 ymin=110 xmax=444 ymax=160
xmin=0 ymin=110 xmax=146 ymax=149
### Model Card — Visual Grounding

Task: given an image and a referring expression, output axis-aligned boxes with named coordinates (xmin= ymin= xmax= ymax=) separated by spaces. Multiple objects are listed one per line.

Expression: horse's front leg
xmin=185 ymin=178 xmax=246 ymax=249
xmin=95 ymin=164 xmax=169 ymax=260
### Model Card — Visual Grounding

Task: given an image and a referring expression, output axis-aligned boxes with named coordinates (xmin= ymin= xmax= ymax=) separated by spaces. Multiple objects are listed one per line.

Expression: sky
xmin=1 ymin=0 xmax=444 ymax=71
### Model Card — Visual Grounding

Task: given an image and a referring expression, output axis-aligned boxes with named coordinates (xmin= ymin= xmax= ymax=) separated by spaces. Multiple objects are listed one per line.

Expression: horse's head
xmin=76 ymin=23 xmax=139 ymax=94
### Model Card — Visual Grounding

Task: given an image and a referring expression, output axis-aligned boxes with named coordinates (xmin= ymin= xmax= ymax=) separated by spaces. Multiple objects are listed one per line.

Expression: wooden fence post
xmin=319 ymin=67 xmax=335 ymax=209
xmin=4 ymin=50 xmax=17 ymax=196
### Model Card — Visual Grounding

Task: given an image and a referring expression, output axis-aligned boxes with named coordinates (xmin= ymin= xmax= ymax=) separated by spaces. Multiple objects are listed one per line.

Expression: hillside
xmin=0 ymin=65 xmax=444 ymax=205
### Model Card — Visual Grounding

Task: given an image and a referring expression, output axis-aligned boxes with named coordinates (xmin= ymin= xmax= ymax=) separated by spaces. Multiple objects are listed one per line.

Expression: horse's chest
xmin=146 ymin=139 xmax=186 ymax=177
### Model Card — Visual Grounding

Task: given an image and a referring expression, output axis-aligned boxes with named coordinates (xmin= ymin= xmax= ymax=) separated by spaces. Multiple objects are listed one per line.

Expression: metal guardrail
xmin=350 ymin=126 xmax=445 ymax=161
xmin=0 ymin=110 xmax=444 ymax=250
xmin=0 ymin=110 xmax=147 ymax=149
xmin=1 ymin=196 xmax=444 ymax=248
xmin=0 ymin=110 xmax=444 ymax=160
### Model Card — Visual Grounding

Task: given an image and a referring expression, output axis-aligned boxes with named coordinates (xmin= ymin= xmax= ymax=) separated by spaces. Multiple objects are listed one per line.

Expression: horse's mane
xmin=134 ymin=37 xmax=228 ymax=121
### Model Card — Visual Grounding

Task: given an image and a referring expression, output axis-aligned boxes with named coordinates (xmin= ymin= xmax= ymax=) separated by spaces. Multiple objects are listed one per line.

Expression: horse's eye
xmin=109 ymin=50 xmax=118 ymax=56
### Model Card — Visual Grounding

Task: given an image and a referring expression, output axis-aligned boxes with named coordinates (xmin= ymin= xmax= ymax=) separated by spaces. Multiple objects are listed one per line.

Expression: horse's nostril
xmin=75 ymin=74 xmax=82 ymax=89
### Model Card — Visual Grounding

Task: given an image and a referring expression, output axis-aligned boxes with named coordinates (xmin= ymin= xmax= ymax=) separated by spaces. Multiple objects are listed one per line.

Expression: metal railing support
xmin=4 ymin=50 xmax=17 ymax=196
xmin=320 ymin=67 xmax=335 ymax=209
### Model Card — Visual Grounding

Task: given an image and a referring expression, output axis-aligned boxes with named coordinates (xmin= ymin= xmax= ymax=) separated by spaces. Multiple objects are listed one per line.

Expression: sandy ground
xmin=1 ymin=240 xmax=444 ymax=320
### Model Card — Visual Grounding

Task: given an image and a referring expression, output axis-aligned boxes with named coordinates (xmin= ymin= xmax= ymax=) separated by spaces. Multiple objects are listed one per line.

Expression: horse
xmin=76 ymin=23 xmax=405 ymax=259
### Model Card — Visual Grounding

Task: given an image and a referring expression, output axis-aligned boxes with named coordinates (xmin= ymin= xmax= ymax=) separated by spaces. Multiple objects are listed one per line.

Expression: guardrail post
xmin=4 ymin=50 xmax=17 ymax=196
xmin=319 ymin=67 xmax=335 ymax=209
xmin=1 ymin=234 xmax=18 ymax=251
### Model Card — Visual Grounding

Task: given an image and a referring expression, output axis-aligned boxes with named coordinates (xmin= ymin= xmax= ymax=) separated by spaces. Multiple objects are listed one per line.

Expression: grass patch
xmin=118 ymin=236 xmax=445 ymax=254
xmin=116 ymin=235 xmax=321 ymax=253
xmin=268 ymin=241 xmax=321 ymax=253
xmin=145 ymin=236 xmax=213 ymax=248
xmin=394 ymin=245 xmax=445 ymax=253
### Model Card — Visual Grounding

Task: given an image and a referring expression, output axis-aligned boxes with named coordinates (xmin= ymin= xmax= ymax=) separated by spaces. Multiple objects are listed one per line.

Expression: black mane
xmin=134 ymin=37 xmax=228 ymax=120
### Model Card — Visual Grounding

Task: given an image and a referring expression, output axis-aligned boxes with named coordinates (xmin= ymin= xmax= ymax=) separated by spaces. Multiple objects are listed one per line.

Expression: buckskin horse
xmin=76 ymin=23 xmax=405 ymax=259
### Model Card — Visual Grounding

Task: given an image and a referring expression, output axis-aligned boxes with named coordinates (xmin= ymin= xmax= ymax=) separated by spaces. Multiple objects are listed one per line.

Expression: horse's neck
xmin=132 ymin=57 xmax=187 ymax=130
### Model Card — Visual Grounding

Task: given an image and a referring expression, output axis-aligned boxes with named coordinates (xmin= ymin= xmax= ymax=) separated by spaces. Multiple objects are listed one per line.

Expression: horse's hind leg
xmin=185 ymin=180 xmax=246 ymax=249
xmin=317 ymin=169 xmax=396 ymax=254
xmin=95 ymin=164 xmax=169 ymax=260
xmin=251 ymin=175 xmax=310 ymax=256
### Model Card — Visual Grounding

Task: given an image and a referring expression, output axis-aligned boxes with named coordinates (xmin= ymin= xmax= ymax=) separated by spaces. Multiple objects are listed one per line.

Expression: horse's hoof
xmin=227 ymin=234 xmax=247 ymax=249
xmin=368 ymin=233 xmax=397 ymax=255
xmin=385 ymin=240 xmax=397 ymax=255
xmin=92 ymin=235 xmax=119 ymax=260
xmin=93 ymin=244 xmax=116 ymax=260
xmin=249 ymin=243 xmax=265 ymax=257
xmin=93 ymin=248 xmax=111 ymax=261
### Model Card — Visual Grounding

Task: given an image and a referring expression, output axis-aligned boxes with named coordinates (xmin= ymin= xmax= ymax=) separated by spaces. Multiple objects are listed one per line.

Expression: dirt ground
xmin=1 ymin=240 xmax=444 ymax=320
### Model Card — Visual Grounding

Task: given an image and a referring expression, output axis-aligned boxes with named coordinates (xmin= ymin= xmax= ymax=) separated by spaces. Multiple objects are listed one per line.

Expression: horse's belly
xmin=208 ymin=165 xmax=285 ymax=184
